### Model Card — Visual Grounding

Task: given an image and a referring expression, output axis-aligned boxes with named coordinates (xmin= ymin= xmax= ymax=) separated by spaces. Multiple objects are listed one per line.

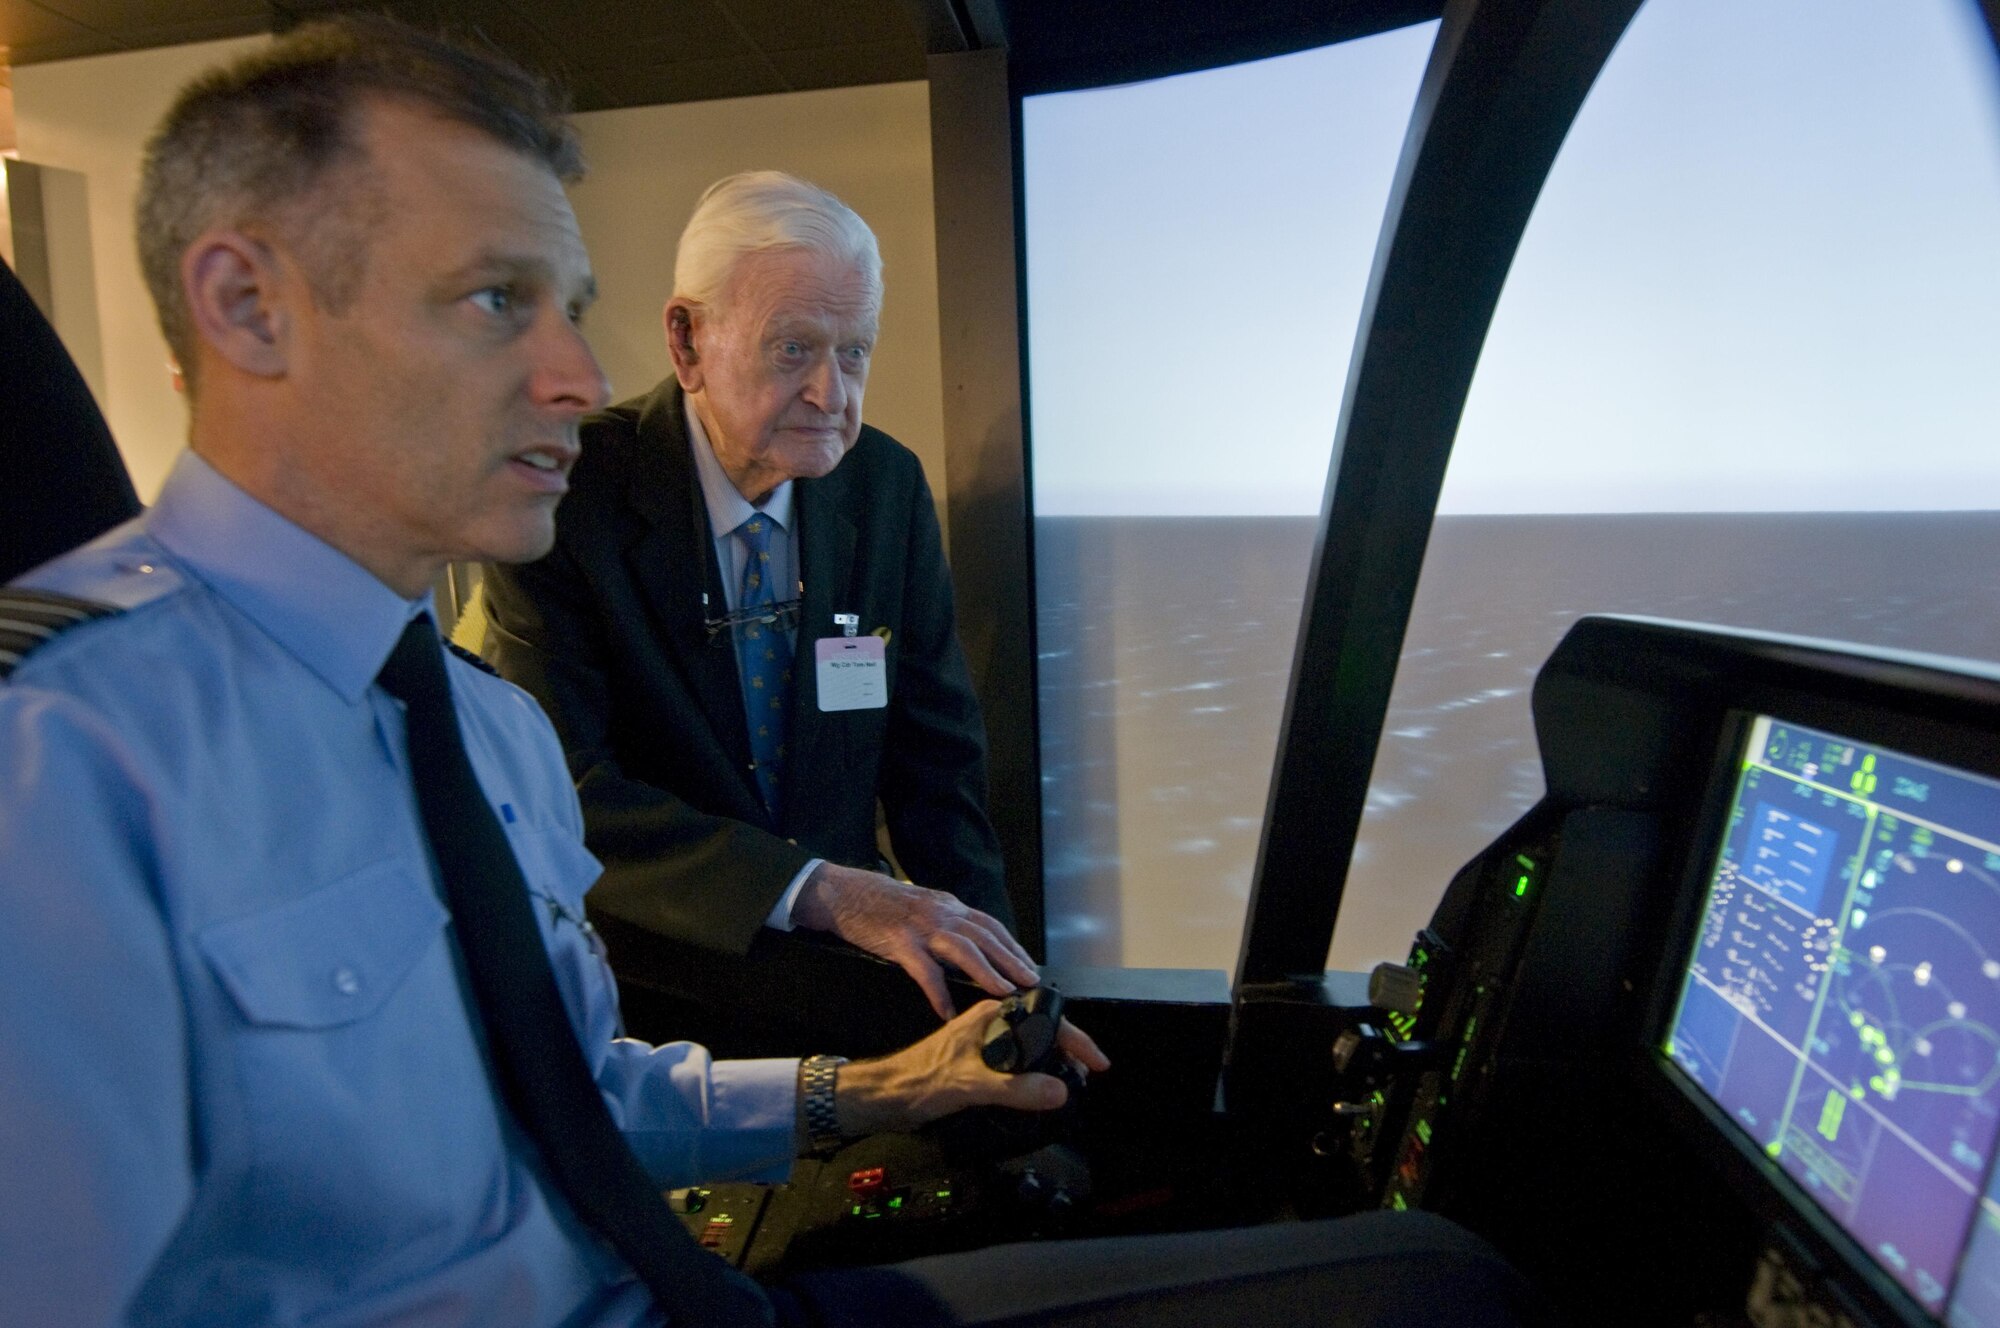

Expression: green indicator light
xmin=1514 ymin=875 xmax=1530 ymax=898
xmin=1415 ymin=1120 xmax=1433 ymax=1145
xmin=850 ymin=1204 xmax=862 ymax=1216
xmin=889 ymin=1197 xmax=904 ymax=1210
xmin=936 ymin=1189 xmax=952 ymax=1200
xmin=1766 ymin=1140 xmax=1782 ymax=1159
xmin=1390 ymin=1192 xmax=1409 ymax=1211
xmin=1515 ymin=854 xmax=1535 ymax=871
xmin=1817 ymin=1089 xmax=1847 ymax=1142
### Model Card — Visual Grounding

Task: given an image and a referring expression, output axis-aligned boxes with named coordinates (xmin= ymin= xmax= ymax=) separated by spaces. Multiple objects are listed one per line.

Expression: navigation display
xmin=1664 ymin=716 xmax=2000 ymax=1322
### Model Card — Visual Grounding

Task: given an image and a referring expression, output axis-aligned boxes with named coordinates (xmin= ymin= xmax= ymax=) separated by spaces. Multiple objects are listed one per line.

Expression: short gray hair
xmin=137 ymin=15 xmax=582 ymax=392
xmin=673 ymin=171 xmax=883 ymax=317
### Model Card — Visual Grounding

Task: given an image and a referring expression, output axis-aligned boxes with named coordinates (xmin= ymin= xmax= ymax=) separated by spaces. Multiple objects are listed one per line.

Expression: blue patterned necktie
xmin=733 ymin=514 xmax=792 ymax=819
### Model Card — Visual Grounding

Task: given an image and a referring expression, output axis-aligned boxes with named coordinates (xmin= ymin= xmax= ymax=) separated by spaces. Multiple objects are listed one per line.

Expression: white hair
xmin=673 ymin=170 xmax=883 ymax=315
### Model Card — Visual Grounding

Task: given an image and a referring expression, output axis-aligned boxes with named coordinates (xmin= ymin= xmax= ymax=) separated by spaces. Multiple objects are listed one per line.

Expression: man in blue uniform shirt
xmin=0 ymin=21 xmax=1098 ymax=1325
xmin=0 ymin=18 xmax=1538 ymax=1328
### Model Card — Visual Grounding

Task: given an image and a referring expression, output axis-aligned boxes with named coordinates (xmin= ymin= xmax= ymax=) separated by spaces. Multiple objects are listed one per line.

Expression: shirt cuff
xmin=763 ymin=858 xmax=824 ymax=931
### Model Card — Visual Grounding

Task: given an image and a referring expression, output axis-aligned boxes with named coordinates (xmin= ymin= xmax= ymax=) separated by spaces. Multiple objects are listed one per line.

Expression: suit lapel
xmin=620 ymin=382 xmax=759 ymax=802
xmin=782 ymin=471 xmax=859 ymax=830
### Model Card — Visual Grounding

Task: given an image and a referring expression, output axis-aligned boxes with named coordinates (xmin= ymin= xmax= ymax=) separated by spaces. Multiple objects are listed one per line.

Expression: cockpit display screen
xmin=1664 ymin=716 xmax=2000 ymax=1323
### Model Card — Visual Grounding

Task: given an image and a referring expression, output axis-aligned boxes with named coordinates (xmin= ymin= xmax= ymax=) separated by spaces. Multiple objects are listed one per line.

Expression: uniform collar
xmin=146 ymin=451 xmax=429 ymax=705
xmin=685 ymin=402 xmax=794 ymax=539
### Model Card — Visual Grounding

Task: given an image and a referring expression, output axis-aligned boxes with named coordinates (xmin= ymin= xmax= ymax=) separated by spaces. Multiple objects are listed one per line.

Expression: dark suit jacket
xmin=482 ymin=379 xmax=1010 ymax=959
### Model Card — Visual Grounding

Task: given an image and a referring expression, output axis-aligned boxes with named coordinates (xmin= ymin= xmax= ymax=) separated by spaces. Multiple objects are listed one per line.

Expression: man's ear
xmin=182 ymin=229 xmax=293 ymax=380
xmin=663 ymin=297 xmax=704 ymax=392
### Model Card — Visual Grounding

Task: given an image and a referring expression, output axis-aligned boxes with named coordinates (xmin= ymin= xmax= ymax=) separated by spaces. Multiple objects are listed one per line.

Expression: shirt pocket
xmin=505 ymin=822 xmax=602 ymax=920
xmin=503 ymin=824 xmax=614 ymax=1044
xmin=198 ymin=858 xmax=448 ymax=1028
xmin=191 ymin=862 xmax=493 ymax=1280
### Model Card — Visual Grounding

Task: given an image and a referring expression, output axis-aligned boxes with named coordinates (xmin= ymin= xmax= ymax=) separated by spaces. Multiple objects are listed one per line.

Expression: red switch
xmin=848 ymin=1166 xmax=888 ymax=1199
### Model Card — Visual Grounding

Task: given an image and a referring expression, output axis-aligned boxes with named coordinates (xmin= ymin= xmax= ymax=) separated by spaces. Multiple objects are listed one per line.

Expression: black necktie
xmin=377 ymin=617 xmax=772 ymax=1325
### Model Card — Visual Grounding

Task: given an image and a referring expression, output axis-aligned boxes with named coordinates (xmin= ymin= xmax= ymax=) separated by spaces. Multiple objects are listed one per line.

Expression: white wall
xmin=12 ymin=45 xmax=947 ymax=521
xmin=1 ymin=74 xmax=17 ymax=267
xmin=570 ymin=82 xmax=947 ymax=526
xmin=13 ymin=37 xmax=268 ymax=502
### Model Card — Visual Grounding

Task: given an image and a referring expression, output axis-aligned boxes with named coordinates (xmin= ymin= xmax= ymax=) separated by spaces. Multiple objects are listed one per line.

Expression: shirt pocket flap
xmin=198 ymin=860 xmax=449 ymax=1030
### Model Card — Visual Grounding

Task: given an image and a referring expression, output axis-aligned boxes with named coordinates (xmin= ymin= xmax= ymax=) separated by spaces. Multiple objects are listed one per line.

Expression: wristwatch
xmin=800 ymin=1053 xmax=848 ymax=1153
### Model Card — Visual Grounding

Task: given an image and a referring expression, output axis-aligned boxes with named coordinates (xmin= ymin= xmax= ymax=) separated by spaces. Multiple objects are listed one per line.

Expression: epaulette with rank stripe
xmin=448 ymin=641 xmax=500 ymax=677
xmin=0 ymin=589 xmax=122 ymax=679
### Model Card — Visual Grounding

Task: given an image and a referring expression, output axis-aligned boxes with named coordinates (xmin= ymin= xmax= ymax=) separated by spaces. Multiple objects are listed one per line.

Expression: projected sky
xmin=1022 ymin=1 xmax=2000 ymax=517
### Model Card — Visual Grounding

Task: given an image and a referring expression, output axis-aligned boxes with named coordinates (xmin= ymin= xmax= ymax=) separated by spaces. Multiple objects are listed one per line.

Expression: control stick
xmin=981 ymin=985 xmax=1068 ymax=1075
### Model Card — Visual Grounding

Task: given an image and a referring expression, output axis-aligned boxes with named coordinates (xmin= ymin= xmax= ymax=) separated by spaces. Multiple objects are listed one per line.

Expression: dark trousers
xmin=770 ymin=1211 xmax=1547 ymax=1327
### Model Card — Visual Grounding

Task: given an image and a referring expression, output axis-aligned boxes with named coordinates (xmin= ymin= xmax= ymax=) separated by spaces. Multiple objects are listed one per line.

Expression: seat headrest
xmin=0 ymin=254 xmax=141 ymax=584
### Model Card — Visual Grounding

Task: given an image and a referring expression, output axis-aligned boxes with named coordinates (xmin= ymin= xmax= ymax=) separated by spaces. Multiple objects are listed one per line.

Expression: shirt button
xmin=333 ymin=966 xmax=362 ymax=996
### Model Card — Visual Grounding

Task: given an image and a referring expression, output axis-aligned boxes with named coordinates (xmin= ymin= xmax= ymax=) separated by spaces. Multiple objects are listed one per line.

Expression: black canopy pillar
xmin=1233 ymin=0 xmax=1644 ymax=992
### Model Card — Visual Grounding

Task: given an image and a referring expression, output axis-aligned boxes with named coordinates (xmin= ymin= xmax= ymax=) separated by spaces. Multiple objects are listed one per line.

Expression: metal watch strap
xmin=800 ymin=1053 xmax=848 ymax=1153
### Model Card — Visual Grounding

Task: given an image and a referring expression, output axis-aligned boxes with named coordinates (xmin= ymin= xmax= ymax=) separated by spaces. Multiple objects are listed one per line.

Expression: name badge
xmin=816 ymin=636 xmax=887 ymax=711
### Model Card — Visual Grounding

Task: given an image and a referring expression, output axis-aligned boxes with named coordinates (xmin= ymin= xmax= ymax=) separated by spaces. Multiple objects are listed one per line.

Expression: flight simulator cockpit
xmin=1333 ymin=616 xmax=2000 ymax=1327
xmin=635 ymin=614 xmax=2000 ymax=1328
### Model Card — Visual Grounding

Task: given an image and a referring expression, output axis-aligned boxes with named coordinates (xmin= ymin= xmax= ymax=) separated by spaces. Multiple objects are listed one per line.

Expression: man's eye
xmin=469 ymin=287 xmax=517 ymax=316
xmin=842 ymin=344 xmax=871 ymax=365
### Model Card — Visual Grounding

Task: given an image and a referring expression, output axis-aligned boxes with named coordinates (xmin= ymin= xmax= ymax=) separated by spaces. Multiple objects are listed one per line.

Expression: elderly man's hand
xmin=792 ymin=862 xmax=1038 ymax=1019
xmin=831 ymin=1000 xmax=1111 ymax=1137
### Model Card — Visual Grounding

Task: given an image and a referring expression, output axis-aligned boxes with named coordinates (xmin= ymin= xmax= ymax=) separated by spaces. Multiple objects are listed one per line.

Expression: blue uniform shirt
xmin=0 ymin=452 xmax=798 ymax=1327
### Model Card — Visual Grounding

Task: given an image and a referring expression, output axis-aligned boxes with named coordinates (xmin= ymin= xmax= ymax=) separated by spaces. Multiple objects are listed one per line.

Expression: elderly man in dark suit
xmin=483 ymin=172 xmax=1034 ymax=1028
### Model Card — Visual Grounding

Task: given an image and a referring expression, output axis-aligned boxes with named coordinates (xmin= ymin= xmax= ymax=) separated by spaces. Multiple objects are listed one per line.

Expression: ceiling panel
xmin=33 ymin=0 xmax=264 ymax=30
xmin=764 ymin=39 xmax=921 ymax=91
xmin=544 ymin=0 xmax=751 ymax=65
xmin=585 ymin=52 xmax=787 ymax=107
xmin=2 ymin=0 xmax=1443 ymax=112
xmin=722 ymin=0 xmax=919 ymax=54
xmin=118 ymin=12 xmax=269 ymax=46
xmin=0 ymin=0 xmax=102 ymax=56
xmin=264 ymin=0 xmax=926 ymax=108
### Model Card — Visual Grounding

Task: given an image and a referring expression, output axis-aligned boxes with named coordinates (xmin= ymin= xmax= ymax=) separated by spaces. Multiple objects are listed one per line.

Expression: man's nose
xmin=533 ymin=313 xmax=612 ymax=413
xmin=801 ymin=350 xmax=847 ymax=415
